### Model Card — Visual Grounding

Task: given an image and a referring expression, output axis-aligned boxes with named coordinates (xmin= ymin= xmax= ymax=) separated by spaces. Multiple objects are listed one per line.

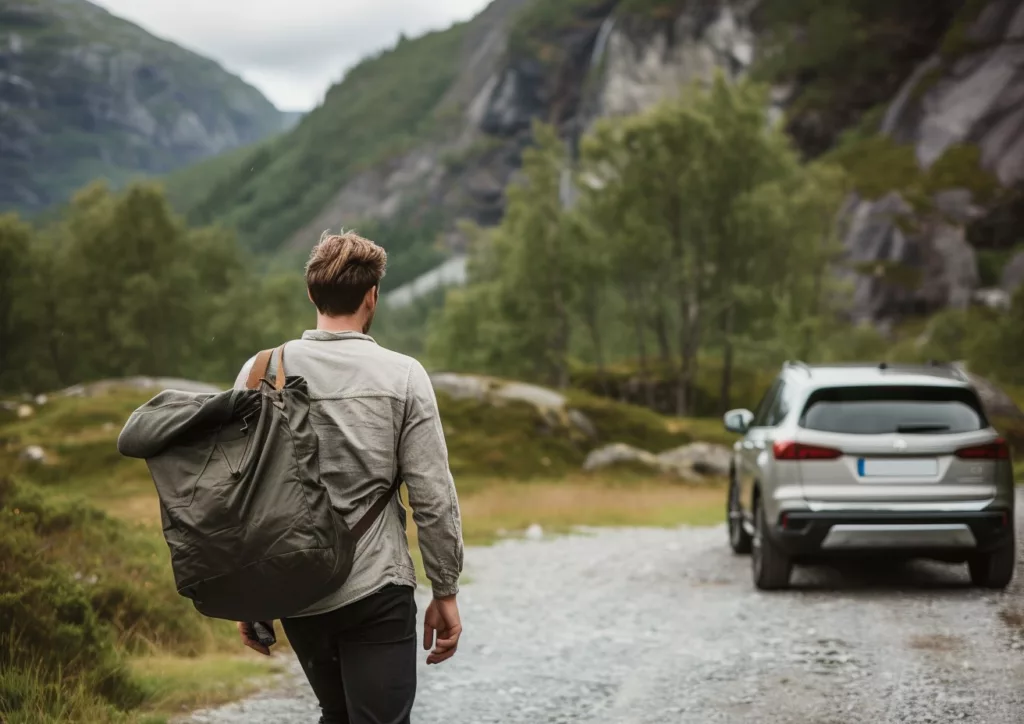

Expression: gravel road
xmin=186 ymin=514 xmax=1024 ymax=724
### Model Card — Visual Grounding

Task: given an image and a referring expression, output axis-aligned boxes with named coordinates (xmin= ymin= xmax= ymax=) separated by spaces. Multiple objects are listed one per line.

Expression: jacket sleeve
xmin=398 ymin=360 xmax=464 ymax=598
xmin=232 ymin=355 xmax=258 ymax=391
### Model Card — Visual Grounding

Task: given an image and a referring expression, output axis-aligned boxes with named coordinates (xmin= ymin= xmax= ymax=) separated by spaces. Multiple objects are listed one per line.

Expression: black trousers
xmin=282 ymin=584 xmax=418 ymax=724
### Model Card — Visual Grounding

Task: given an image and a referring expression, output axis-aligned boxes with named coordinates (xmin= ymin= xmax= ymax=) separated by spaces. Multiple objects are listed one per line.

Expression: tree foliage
xmin=429 ymin=77 xmax=849 ymax=413
xmin=1 ymin=182 xmax=309 ymax=393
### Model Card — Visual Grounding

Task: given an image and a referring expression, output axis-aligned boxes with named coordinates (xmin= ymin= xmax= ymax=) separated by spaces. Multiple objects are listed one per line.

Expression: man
xmin=232 ymin=231 xmax=465 ymax=724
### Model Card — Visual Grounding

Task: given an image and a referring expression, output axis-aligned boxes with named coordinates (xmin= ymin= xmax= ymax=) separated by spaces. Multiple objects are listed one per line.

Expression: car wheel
xmin=968 ymin=531 xmax=1015 ymax=590
xmin=728 ymin=477 xmax=752 ymax=555
xmin=752 ymin=496 xmax=792 ymax=591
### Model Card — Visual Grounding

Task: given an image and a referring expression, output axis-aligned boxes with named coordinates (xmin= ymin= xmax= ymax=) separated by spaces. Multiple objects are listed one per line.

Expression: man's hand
xmin=237 ymin=622 xmax=271 ymax=656
xmin=423 ymin=595 xmax=462 ymax=665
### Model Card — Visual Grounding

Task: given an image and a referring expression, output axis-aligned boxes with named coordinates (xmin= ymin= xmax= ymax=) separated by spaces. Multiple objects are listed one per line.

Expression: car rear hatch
xmin=785 ymin=385 xmax=1007 ymax=508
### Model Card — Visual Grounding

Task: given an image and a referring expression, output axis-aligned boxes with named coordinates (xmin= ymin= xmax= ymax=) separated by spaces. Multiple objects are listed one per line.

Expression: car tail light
xmin=955 ymin=438 xmax=1010 ymax=460
xmin=773 ymin=441 xmax=842 ymax=460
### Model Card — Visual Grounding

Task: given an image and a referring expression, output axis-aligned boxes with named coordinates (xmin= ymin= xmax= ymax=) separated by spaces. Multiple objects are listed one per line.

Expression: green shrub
xmin=0 ymin=475 xmax=234 ymax=722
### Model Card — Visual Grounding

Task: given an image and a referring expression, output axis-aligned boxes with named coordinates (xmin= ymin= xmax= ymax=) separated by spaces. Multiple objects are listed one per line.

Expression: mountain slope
xmin=167 ymin=0 xmax=1024 ymax=322
xmin=0 ymin=0 xmax=284 ymax=213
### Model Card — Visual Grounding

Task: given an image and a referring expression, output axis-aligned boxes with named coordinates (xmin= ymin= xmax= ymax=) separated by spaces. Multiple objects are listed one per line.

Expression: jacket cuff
xmin=432 ymin=581 xmax=460 ymax=599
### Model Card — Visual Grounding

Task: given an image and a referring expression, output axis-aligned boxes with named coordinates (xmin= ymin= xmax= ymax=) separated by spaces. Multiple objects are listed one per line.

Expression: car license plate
xmin=857 ymin=458 xmax=938 ymax=477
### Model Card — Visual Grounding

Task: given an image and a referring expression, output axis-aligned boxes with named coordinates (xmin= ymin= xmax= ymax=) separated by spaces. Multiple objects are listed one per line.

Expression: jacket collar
xmin=301 ymin=330 xmax=377 ymax=344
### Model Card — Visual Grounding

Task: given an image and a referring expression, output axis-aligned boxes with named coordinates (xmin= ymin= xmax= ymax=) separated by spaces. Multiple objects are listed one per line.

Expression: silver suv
xmin=724 ymin=362 xmax=1015 ymax=590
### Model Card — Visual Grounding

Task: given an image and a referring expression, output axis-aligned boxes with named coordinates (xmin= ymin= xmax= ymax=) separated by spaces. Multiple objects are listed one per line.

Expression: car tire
xmin=752 ymin=496 xmax=792 ymax=591
xmin=728 ymin=477 xmax=752 ymax=555
xmin=968 ymin=531 xmax=1015 ymax=589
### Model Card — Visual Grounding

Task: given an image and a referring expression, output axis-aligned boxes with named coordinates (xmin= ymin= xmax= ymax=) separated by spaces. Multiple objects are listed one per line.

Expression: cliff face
xmin=840 ymin=0 xmax=1024 ymax=324
xmin=0 ymin=0 xmax=284 ymax=213
xmin=288 ymin=0 xmax=755 ymax=257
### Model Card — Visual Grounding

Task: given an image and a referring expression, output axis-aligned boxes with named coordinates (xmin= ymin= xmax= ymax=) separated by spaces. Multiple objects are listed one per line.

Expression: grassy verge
xmin=130 ymin=654 xmax=285 ymax=722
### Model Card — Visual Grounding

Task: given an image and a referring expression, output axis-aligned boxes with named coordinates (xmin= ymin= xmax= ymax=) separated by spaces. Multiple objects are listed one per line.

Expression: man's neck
xmin=316 ymin=313 xmax=365 ymax=334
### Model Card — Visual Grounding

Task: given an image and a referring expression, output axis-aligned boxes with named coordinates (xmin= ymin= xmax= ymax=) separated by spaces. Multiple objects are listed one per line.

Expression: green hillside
xmin=168 ymin=23 xmax=468 ymax=254
xmin=0 ymin=0 xmax=283 ymax=214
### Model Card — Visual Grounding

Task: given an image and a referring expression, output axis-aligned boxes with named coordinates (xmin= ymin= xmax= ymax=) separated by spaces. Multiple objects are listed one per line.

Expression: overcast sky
xmin=90 ymin=0 xmax=491 ymax=111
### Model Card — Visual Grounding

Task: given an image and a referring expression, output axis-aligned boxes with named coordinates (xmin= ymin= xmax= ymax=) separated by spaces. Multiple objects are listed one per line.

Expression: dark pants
xmin=282 ymin=585 xmax=417 ymax=724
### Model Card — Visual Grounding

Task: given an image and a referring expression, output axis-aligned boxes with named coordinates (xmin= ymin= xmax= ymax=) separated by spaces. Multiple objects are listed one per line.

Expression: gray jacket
xmin=224 ymin=330 xmax=464 ymax=615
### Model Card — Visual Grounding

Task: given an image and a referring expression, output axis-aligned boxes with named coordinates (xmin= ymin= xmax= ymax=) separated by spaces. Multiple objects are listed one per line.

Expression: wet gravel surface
xmin=186 ymin=517 xmax=1024 ymax=724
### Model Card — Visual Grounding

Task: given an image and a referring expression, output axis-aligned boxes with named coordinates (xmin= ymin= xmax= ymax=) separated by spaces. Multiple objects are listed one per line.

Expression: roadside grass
xmin=453 ymin=477 xmax=725 ymax=545
xmin=129 ymin=654 xmax=285 ymax=721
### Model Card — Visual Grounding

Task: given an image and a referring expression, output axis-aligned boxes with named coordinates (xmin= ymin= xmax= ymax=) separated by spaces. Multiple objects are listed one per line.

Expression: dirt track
xmin=187 ymin=509 xmax=1024 ymax=724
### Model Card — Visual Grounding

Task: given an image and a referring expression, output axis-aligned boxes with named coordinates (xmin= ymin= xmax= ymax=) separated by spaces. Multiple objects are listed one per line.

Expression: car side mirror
xmin=723 ymin=409 xmax=754 ymax=434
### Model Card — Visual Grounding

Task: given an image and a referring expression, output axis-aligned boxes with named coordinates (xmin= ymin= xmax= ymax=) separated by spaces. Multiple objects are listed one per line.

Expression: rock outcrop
xmin=430 ymin=372 xmax=598 ymax=439
xmin=843 ymin=0 xmax=1024 ymax=322
xmin=583 ymin=441 xmax=732 ymax=482
xmin=842 ymin=192 xmax=981 ymax=323
xmin=0 ymin=0 xmax=283 ymax=213
xmin=884 ymin=0 xmax=1024 ymax=186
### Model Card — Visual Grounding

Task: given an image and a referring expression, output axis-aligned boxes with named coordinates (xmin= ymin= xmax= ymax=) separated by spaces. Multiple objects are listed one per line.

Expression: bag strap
xmin=351 ymin=478 xmax=402 ymax=540
xmin=244 ymin=345 xmax=287 ymax=391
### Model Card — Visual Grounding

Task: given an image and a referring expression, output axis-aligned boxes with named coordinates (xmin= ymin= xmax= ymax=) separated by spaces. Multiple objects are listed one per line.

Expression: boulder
xmin=583 ymin=441 xmax=732 ymax=481
xmin=19 ymin=445 xmax=45 ymax=463
xmin=429 ymin=372 xmax=597 ymax=440
xmin=1001 ymin=251 xmax=1024 ymax=295
xmin=493 ymin=381 xmax=566 ymax=409
xmin=657 ymin=442 xmax=732 ymax=480
xmin=61 ymin=377 xmax=221 ymax=397
xmin=430 ymin=372 xmax=490 ymax=402
xmin=582 ymin=443 xmax=660 ymax=473
xmin=567 ymin=409 xmax=598 ymax=440
xmin=16 ymin=404 xmax=33 ymax=419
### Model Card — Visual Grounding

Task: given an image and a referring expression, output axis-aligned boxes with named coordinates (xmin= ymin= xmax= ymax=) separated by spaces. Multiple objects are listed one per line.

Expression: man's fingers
xmin=243 ymin=639 xmax=271 ymax=656
xmin=434 ymin=632 xmax=461 ymax=651
xmin=423 ymin=621 xmax=435 ymax=651
xmin=426 ymin=647 xmax=457 ymax=665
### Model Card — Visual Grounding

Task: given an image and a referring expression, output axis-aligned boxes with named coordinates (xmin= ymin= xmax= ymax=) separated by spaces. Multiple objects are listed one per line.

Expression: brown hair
xmin=305 ymin=230 xmax=387 ymax=316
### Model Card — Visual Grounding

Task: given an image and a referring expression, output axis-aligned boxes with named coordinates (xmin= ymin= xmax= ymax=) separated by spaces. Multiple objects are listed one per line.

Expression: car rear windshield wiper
xmin=896 ymin=424 xmax=951 ymax=433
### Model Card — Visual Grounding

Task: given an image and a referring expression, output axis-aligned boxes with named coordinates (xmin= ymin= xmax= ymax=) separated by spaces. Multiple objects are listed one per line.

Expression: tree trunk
xmin=626 ymin=281 xmax=654 ymax=408
xmin=720 ymin=304 xmax=735 ymax=414
xmin=583 ymin=284 xmax=607 ymax=393
xmin=653 ymin=305 xmax=672 ymax=369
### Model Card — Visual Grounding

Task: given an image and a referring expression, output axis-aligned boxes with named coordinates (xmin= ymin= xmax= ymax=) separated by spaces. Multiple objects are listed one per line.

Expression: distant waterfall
xmin=590 ymin=17 xmax=616 ymax=72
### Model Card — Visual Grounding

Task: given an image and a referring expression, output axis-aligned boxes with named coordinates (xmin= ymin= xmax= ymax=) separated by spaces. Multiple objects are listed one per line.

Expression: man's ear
xmin=364 ymin=285 xmax=378 ymax=310
xmin=307 ymin=288 xmax=315 ymax=306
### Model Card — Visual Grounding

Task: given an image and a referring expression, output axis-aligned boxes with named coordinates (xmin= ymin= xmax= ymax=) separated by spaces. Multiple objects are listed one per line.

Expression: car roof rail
xmin=784 ymin=360 xmax=812 ymax=376
xmin=926 ymin=359 xmax=969 ymax=382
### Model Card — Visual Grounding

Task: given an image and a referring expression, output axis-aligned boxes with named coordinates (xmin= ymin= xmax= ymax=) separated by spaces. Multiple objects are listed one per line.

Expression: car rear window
xmin=799 ymin=386 xmax=987 ymax=435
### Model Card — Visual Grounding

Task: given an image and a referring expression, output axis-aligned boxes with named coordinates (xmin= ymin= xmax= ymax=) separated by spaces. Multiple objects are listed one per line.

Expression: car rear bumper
xmin=769 ymin=510 xmax=1013 ymax=558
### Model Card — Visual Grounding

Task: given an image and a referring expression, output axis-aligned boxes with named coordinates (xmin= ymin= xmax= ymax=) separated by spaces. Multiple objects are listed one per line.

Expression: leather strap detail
xmin=351 ymin=478 xmax=402 ymax=540
xmin=245 ymin=349 xmax=275 ymax=390
xmin=274 ymin=345 xmax=286 ymax=390
xmin=244 ymin=345 xmax=288 ymax=391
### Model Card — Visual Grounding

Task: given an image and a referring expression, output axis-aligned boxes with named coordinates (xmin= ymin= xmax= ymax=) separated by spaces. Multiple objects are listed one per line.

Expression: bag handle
xmin=351 ymin=478 xmax=402 ymax=540
xmin=244 ymin=345 xmax=287 ymax=390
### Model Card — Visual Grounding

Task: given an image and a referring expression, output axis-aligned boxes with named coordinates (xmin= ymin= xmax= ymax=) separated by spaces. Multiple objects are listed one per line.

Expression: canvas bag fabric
xmin=117 ymin=345 xmax=399 ymax=621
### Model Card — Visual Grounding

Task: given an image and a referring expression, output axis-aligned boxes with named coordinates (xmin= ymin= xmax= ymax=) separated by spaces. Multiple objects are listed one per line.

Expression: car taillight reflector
xmin=773 ymin=441 xmax=842 ymax=460
xmin=955 ymin=438 xmax=1009 ymax=460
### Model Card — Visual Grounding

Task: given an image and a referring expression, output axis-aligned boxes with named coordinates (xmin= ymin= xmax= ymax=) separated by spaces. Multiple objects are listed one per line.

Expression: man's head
xmin=305 ymin=231 xmax=387 ymax=334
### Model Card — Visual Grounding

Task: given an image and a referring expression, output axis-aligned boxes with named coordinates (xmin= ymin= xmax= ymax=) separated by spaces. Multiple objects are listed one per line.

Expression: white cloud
xmin=89 ymin=0 xmax=491 ymax=110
